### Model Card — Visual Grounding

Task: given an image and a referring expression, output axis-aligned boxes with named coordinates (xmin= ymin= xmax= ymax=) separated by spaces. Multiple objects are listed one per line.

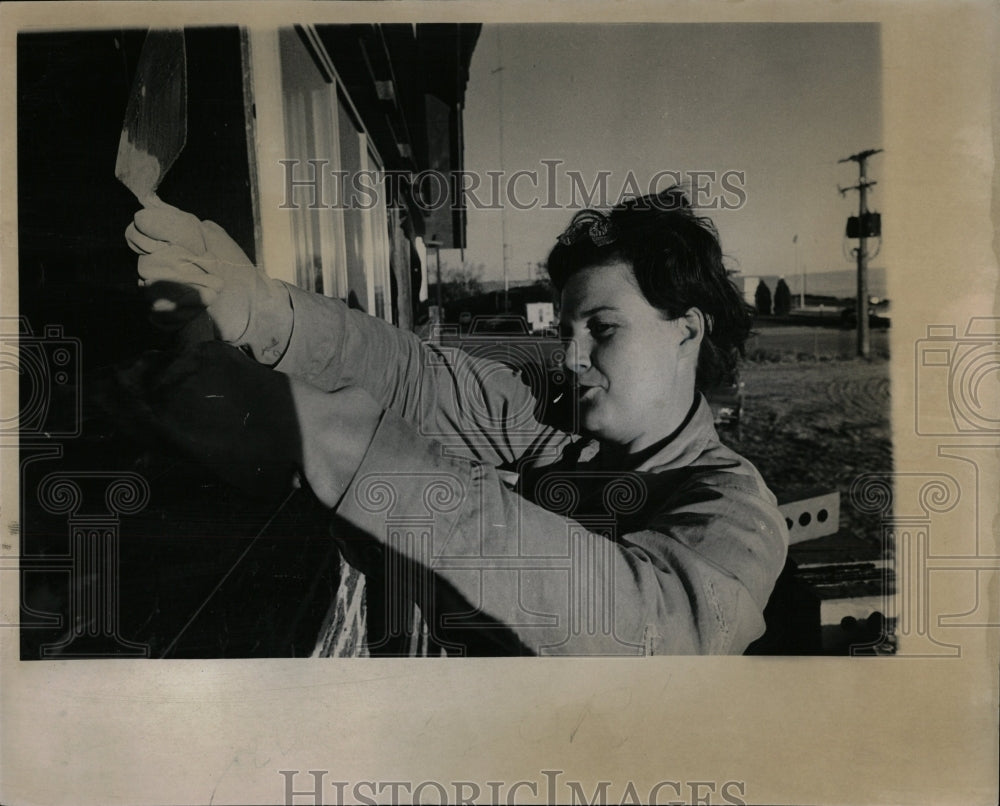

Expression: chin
xmin=579 ymin=409 xmax=603 ymax=435
xmin=580 ymin=415 xmax=617 ymax=444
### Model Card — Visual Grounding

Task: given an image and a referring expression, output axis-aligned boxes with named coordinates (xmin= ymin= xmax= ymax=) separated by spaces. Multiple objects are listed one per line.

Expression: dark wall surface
xmin=18 ymin=27 xmax=256 ymax=364
xmin=17 ymin=28 xmax=334 ymax=660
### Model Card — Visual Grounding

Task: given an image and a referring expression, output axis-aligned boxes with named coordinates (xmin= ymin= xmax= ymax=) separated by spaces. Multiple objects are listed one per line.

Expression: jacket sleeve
xmin=335 ymin=408 xmax=789 ymax=656
xmin=272 ymin=283 xmax=569 ymax=468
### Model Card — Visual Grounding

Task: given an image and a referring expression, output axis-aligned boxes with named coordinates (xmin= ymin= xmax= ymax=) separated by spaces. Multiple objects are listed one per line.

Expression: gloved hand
xmin=125 ymin=202 xmax=209 ymax=256
xmin=126 ymin=204 xmax=293 ymax=365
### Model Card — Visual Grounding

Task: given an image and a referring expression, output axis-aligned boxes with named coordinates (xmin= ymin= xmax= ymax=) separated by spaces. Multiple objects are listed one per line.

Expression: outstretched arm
xmin=127 ymin=204 xmax=570 ymax=468
xmin=276 ymin=284 xmax=568 ymax=467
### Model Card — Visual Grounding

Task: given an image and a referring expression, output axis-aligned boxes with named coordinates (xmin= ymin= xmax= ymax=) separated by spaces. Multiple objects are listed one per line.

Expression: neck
xmin=598 ymin=393 xmax=701 ymax=467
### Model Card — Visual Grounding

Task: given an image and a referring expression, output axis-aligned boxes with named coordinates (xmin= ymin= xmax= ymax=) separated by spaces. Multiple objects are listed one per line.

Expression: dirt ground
xmin=718 ymin=354 xmax=892 ymax=545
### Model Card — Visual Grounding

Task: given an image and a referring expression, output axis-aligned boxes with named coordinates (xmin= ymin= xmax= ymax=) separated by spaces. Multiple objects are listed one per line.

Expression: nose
xmin=562 ymin=334 xmax=591 ymax=376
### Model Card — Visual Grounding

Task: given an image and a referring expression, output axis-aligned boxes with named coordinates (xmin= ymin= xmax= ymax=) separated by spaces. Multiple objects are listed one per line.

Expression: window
xmin=245 ymin=26 xmax=393 ymax=321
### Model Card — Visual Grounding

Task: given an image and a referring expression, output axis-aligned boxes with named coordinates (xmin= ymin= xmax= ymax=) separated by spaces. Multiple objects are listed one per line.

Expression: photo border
xmin=1 ymin=2 xmax=997 ymax=804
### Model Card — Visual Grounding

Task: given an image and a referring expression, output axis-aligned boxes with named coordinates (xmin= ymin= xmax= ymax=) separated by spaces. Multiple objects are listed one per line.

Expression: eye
xmin=589 ymin=320 xmax=617 ymax=340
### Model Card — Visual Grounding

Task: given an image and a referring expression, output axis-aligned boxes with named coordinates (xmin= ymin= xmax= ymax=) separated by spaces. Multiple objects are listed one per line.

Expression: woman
xmin=126 ymin=187 xmax=788 ymax=655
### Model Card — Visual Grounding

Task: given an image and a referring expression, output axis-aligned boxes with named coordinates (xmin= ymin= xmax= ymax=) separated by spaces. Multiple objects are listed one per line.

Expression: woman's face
xmin=559 ymin=259 xmax=701 ymax=454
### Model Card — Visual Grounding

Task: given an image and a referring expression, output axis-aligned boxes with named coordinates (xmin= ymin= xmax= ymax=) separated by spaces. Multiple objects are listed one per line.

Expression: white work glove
xmin=126 ymin=204 xmax=292 ymax=365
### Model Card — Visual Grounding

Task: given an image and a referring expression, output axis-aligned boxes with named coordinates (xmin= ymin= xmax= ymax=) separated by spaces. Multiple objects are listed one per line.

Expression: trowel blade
xmin=114 ymin=29 xmax=187 ymax=204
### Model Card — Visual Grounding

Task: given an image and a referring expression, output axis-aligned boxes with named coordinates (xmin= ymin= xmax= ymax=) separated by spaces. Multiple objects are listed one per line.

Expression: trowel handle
xmin=138 ymin=193 xmax=216 ymax=346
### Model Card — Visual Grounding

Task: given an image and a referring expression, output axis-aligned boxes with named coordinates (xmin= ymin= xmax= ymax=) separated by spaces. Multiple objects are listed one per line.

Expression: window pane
xmin=337 ymin=98 xmax=369 ymax=311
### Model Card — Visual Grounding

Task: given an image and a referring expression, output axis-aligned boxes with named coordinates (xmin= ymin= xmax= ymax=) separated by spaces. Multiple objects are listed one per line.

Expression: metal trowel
xmin=115 ymin=29 xmax=187 ymax=207
xmin=117 ymin=29 xmax=214 ymax=342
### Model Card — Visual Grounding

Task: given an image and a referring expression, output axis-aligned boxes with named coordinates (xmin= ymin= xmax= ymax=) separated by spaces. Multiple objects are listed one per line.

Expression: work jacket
xmin=275 ymin=285 xmax=789 ymax=655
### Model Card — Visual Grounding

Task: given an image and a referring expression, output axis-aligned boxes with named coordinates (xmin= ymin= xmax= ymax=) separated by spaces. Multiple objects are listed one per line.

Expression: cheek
xmin=619 ymin=342 xmax=680 ymax=401
xmin=610 ymin=338 xmax=669 ymax=379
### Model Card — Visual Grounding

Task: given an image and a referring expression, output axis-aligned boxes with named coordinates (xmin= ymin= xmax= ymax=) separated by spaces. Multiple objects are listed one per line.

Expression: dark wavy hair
xmin=546 ymin=186 xmax=753 ymax=392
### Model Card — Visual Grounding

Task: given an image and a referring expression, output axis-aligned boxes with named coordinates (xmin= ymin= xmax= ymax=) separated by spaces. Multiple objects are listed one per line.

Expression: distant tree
xmin=529 ymin=261 xmax=556 ymax=297
xmin=774 ymin=278 xmax=792 ymax=315
xmin=439 ymin=261 xmax=485 ymax=305
xmin=754 ymin=280 xmax=773 ymax=315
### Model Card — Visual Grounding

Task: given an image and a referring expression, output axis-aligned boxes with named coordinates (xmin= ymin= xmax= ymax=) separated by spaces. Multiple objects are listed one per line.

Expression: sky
xmin=441 ymin=23 xmax=883 ymax=298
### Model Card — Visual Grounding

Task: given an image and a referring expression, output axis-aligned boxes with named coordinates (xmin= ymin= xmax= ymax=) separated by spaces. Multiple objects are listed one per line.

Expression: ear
xmin=678 ymin=307 xmax=706 ymax=356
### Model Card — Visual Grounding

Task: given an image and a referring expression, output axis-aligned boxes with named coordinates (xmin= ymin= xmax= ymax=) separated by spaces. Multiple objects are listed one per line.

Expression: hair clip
xmin=618 ymin=187 xmax=690 ymax=213
xmin=557 ymin=210 xmax=619 ymax=248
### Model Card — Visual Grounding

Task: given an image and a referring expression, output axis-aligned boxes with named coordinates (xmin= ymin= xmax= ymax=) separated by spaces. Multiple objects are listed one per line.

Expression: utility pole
xmin=493 ymin=29 xmax=509 ymax=313
xmin=794 ymin=234 xmax=802 ymax=308
xmin=427 ymin=237 xmax=443 ymax=324
xmin=839 ymin=148 xmax=883 ymax=359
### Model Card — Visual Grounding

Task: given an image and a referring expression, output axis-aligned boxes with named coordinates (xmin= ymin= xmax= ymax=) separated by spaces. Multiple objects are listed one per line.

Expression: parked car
xmin=705 ymin=381 xmax=743 ymax=433
xmin=840 ymin=298 xmax=891 ymax=329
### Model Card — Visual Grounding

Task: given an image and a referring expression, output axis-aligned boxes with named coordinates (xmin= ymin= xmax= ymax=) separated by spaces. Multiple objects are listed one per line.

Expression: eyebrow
xmin=578 ymin=305 xmax=621 ymax=317
xmin=559 ymin=305 xmax=622 ymax=329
